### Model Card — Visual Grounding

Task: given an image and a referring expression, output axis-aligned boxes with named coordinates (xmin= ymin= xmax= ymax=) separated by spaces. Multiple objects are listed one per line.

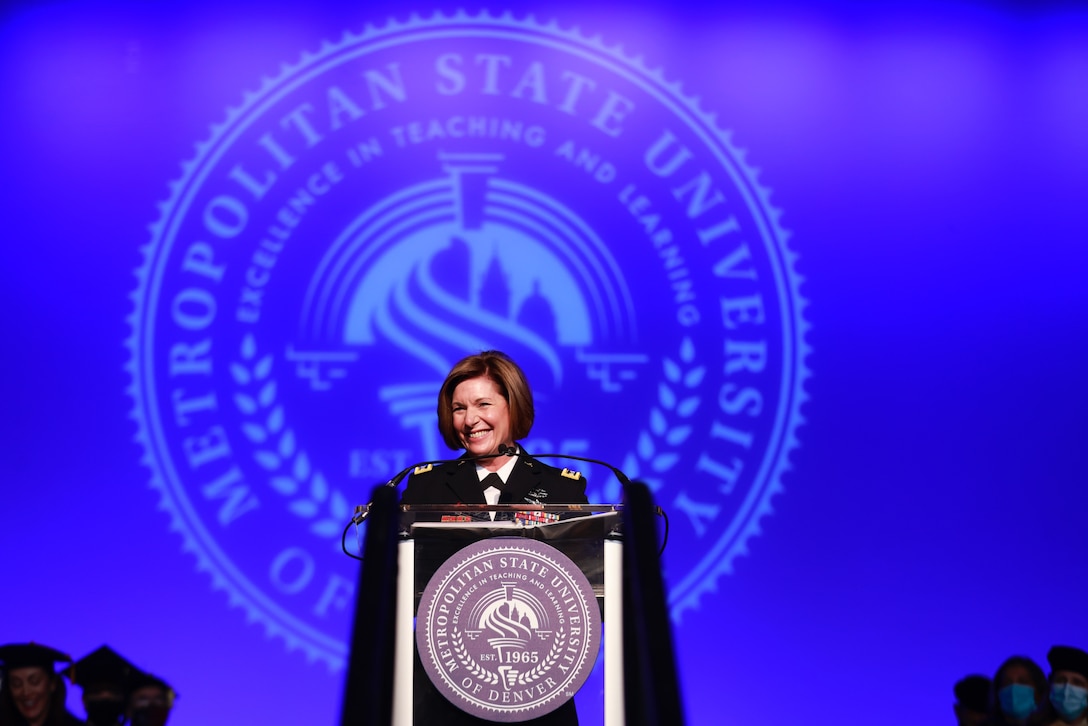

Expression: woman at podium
xmin=401 ymin=350 xmax=587 ymax=724
xmin=401 ymin=350 xmax=588 ymax=521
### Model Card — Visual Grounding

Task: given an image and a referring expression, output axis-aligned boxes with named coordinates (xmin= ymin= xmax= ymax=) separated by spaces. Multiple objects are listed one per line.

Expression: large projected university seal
xmin=126 ymin=12 xmax=810 ymax=667
xmin=416 ymin=538 xmax=600 ymax=721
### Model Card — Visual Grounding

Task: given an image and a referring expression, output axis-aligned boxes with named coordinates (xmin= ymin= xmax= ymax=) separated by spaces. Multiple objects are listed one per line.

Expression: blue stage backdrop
xmin=3 ymin=1 xmax=1087 ymax=724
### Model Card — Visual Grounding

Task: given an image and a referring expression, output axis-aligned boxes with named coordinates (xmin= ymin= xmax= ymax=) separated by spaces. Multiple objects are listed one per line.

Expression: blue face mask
xmin=999 ymin=683 xmax=1038 ymax=720
xmin=1051 ymin=683 xmax=1088 ymax=721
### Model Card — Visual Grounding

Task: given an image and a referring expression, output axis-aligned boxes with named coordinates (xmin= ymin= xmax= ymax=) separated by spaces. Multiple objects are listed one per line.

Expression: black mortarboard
xmin=1048 ymin=645 xmax=1088 ymax=680
xmin=68 ymin=646 xmax=136 ymax=691
xmin=0 ymin=643 xmax=73 ymax=673
xmin=954 ymin=674 xmax=991 ymax=712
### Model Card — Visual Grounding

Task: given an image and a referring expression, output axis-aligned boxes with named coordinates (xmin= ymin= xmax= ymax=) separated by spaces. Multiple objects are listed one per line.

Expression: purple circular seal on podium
xmin=416 ymin=537 xmax=601 ymax=721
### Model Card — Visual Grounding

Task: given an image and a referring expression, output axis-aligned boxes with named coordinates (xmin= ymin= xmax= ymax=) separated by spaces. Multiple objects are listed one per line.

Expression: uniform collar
xmin=474 ymin=447 xmax=519 ymax=483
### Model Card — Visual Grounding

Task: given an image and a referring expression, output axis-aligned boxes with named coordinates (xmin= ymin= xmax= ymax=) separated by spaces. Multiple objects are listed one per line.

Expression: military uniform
xmin=401 ymin=448 xmax=588 ymax=517
xmin=400 ymin=447 xmax=587 ymax=725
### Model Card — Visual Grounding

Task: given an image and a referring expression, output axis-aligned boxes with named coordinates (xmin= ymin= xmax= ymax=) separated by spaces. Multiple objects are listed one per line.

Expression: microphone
xmin=344 ymin=445 xmax=668 ymax=558
xmin=385 ymin=446 xmax=633 ymax=493
xmin=344 ymin=447 xmax=521 ymax=557
xmin=528 ymin=452 xmax=670 ymax=522
xmin=348 ymin=446 xmax=518 ymax=526
xmin=526 ymin=453 xmax=668 ymax=552
xmin=383 ymin=444 xmax=518 ymax=489
xmin=527 ymin=451 xmax=632 ymax=486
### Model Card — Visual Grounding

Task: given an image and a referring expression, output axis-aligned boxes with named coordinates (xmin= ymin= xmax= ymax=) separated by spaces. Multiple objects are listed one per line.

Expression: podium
xmin=339 ymin=486 xmax=684 ymax=726
xmin=395 ymin=507 xmax=625 ymax=724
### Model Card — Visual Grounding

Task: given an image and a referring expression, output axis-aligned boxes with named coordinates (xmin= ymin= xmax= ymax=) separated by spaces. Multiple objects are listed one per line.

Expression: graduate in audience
xmin=1046 ymin=646 xmax=1088 ymax=726
xmin=992 ymin=655 xmax=1055 ymax=726
xmin=955 ymin=674 xmax=991 ymax=726
xmin=125 ymin=671 xmax=175 ymax=726
xmin=68 ymin=647 xmax=135 ymax=726
xmin=0 ymin=643 xmax=84 ymax=726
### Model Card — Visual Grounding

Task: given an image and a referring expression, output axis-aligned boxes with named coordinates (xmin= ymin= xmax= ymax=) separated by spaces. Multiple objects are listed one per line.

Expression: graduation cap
xmin=127 ymin=670 xmax=177 ymax=726
xmin=954 ymin=674 xmax=991 ymax=713
xmin=127 ymin=670 xmax=177 ymax=708
xmin=0 ymin=643 xmax=72 ymax=674
xmin=68 ymin=646 xmax=136 ymax=694
xmin=1048 ymin=645 xmax=1088 ymax=680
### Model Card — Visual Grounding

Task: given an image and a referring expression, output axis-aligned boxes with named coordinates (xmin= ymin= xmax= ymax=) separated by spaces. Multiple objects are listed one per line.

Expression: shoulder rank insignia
xmin=413 ymin=464 xmax=433 ymax=475
xmin=560 ymin=468 xmax=582 ymax=480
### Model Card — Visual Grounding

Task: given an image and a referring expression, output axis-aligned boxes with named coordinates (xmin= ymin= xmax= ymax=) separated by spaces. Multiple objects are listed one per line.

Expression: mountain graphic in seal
xmin=344 ymin=225 xmax=591 ymax=396
xmin=480 ymin=584 xmax=541 ymax=660
xmin=300 ymin=170 xmax=638 ymax=380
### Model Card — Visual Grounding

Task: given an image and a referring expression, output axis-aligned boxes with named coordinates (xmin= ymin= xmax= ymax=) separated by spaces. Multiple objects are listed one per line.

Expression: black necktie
xmin=481 ymin=472 xmax=503 ymax=492
xmin=481 ymin=473 xmax=512 ymax=520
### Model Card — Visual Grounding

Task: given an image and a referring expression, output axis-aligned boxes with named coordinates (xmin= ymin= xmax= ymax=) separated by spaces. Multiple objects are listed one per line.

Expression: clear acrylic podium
xmin=393 ymin=505 xmax=625 ymax=725
xmin=340 ymin=484 xmax=683 ymax=726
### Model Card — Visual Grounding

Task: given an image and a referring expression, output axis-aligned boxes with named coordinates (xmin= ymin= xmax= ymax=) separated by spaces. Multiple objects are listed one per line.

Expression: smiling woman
xmin=399 ymin=350 xmax=589 ymax=725
xmin=402 ymin=349 xmax=587 ymax=502
xmin=0 ymin=643 xmax=84 ymax=726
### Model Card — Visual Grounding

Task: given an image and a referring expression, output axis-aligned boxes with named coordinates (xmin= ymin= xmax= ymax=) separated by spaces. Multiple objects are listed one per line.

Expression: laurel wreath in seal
xmin=449 ymin=626 xmax=567 ymax=688
xmin=230 ymin=333 xmax=351 ymax=538
xmin=512 ymin=626 xmax=567 ymax=686
xmin=613 ymin=337 xmax=704 ymax=499
xmin=449 ymin=629 xmax=500 ymax=685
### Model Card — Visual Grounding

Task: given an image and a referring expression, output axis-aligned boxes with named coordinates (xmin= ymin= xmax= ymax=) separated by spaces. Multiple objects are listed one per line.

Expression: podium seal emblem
xmin=416 ymin=538 xmax=601 ymax=721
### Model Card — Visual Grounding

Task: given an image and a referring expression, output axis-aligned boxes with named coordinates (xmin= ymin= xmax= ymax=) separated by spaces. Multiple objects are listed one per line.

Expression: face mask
xmin=84 ymin=699 xmax=126 ymax=726
xmin=999 ymin=683 xmax=1037 ymax=720
xmin=130 ymin=705 xmax=170 ymax=726
xmin=1051 ymin=683 xmax=1088 ymax=721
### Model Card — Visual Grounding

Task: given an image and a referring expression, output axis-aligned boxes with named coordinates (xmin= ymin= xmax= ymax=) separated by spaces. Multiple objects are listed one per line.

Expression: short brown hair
xmin=437 ymin=351 xmax=535 ymax=450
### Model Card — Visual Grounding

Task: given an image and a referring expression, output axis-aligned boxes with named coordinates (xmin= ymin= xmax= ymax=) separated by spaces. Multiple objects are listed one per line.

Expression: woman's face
xmin=7 ymin=666 xmax=55 ymax=724
xmin=451 ymin=376 xmax=511 ymax=458
xmin=128 ymin=685 xmax=171 ymax=726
